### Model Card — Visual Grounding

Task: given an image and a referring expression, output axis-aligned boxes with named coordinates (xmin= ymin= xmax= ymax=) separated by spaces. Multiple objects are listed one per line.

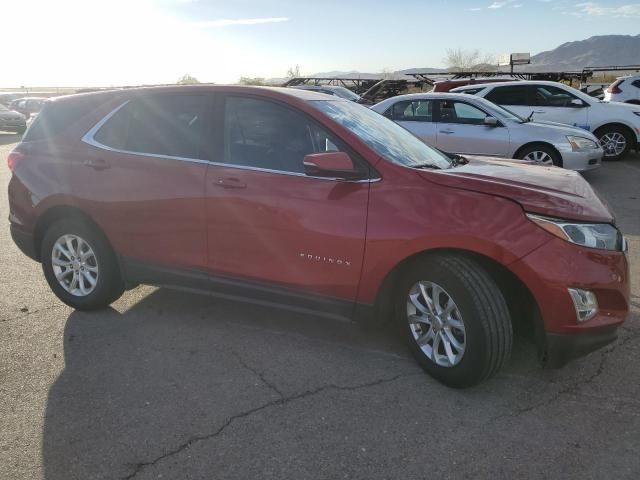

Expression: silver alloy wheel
xmin=599 ymin=132 xmax=627 ymax=157
xmin=51 ymin=234 xmax=99 ymax=297
xmin=523 ymin=150 xmax=554 ymax=165
xmin=407 ymin=281 xmax=466 ymax=367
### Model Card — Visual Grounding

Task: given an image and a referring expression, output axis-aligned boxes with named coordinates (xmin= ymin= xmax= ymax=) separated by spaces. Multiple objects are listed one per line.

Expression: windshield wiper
xmin=451 ymin=154 xmax=468 ymax=166
xmin=409 ymin=163 xmax=442 ymax=170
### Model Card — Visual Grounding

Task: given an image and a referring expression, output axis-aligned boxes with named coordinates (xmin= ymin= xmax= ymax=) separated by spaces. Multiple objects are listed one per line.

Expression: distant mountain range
xmin=526 ymin=34 xmax=640 ymax=71
xmin=274 ymin=35 xmax=640 ymax=82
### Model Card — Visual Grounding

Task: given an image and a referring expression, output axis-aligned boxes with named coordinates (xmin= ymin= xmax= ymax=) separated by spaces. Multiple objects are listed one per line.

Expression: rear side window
xmin=485 ymin=85 xmax=530 ymax=106
xmin=23 ymin=97 xmax=105 ymax=142
xmin=632 ymin=80 xmax=640 ymax=89
xmin=94 ymin=94 xmax=206 ymax=159
xmin=389 ymin=100 xmax=433 ymax=122
xmin=222 ymin=96 xmax=356 ymax=174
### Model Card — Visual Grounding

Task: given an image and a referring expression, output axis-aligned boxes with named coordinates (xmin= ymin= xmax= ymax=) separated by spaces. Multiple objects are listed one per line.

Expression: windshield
xmin=332 ymin=87 xmax=361 ymax=102
xmin=313 ymin=100 xmax=452 ymax=169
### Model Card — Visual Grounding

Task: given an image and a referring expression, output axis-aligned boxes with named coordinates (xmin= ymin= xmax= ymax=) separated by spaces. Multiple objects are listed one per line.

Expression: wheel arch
xmin=370 ymin=247 xmax=543 ymax=350
xmin=33 ymin=205 xmax=114 ymax=262
xmin=593 ymin=122 xmax=637 ymax=140
xmin=513 ymin=141 xmax=563 ymax=166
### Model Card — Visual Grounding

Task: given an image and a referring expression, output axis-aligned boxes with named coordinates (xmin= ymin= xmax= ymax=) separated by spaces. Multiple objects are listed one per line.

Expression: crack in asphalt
xmin=492 ymin=328 xmax=640 ymax=421
xmin=0 ymin=303 xmax=66 ymax=323
xmin=231 ymin=349 xmax=284 ymax=398
xmin=121 ymin=372 xmax=417 ymax=480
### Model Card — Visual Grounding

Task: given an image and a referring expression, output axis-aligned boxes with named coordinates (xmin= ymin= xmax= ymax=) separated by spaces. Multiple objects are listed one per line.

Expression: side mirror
xmin=484 ymin=116 xmax=499 ymax=126
xmin=303 ymin=152 xmax=360 ymax=179
xmin=570 ymin=98 xmax=586 ymax=108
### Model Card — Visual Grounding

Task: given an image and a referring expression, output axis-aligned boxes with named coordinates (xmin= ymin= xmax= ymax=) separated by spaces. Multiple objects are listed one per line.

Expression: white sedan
xmin=452 ymin=80 xmax=640 ymax=160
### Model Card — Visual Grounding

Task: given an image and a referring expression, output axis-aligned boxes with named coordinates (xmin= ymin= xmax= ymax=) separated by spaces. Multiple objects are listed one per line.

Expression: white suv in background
xmin=604 ymin=75 xmax=640 ymax=105
xmin=452 ymin=81 xmax=640 ymax=160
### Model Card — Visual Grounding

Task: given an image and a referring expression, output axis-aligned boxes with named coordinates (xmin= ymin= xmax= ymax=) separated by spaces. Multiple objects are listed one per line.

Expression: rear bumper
xmin=544 ymin=326 xmax=618 ymax=368
xmin=10 ymin=223 xmax=37 ymax=261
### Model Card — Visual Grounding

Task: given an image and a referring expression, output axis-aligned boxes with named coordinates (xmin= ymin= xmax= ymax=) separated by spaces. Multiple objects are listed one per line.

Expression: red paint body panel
xmin=205 ymin=165 xmax=368 ymax=299
xmin=7 ymin=85 xmax=630 ymax=347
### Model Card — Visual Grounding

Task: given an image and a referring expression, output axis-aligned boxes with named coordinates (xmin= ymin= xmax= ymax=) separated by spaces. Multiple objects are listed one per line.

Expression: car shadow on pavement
xmin=41 ymin=287 xmax=539 ymax=480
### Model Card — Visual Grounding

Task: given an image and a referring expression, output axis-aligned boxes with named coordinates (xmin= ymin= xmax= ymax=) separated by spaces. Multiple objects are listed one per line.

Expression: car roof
xmin=453 ymin=80 xmax=569 ymax=91
xmin=48 ymin=85 xmax=340 ymax=108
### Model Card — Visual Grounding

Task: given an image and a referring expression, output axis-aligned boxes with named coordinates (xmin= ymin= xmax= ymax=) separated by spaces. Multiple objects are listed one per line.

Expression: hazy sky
xmin=3 ymin=0 xmax=640 ymax=87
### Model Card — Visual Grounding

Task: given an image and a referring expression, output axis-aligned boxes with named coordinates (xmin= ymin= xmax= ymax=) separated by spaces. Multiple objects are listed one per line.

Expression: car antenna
xmin=527 ymin=110 xmax=535 ymax=122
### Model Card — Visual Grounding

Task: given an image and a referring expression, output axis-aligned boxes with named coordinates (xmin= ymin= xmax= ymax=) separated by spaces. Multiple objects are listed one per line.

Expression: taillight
xmin=607 ymin=80 xmax=624 ymax=94
xmin=7 ymin=150 xmax=25 ymax=171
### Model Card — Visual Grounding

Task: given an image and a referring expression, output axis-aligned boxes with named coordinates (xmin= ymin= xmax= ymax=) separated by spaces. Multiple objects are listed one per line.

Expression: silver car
xmin=371 ymin=93 xmax=603 ymax=171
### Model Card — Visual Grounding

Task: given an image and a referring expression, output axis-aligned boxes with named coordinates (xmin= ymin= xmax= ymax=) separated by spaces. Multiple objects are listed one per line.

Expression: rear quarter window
xmin=23 ymin=96 xmax=110 ymax=142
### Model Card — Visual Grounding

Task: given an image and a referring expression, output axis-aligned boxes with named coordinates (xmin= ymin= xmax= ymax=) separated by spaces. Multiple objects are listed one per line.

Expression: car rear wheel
xmin=396 ymin=254 xmax=512 ymax=388
xmin=41 ymin=219 xmax=124 ymax=310
xmin=595 ymin=125 xmax=633 ymax=161
xmin=517 ymin=144 xmax=561 ymax=167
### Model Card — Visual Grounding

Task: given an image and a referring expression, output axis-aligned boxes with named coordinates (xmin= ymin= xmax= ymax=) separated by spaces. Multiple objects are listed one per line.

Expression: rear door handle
xmin=83 ymin=158 xmax=109 ymax=170
xmin=439 ymin=129 xmax=455 ymax=135
xmin=533 ymin=110 xmax=546 ymax=114
xmin=214 ymin=177 xmax=246 ymax=189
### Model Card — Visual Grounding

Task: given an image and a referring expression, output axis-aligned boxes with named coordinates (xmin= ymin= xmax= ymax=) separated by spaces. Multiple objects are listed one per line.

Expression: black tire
xmin=595 ymin=125 xmax=633 ymax=161
xmin=516 ymin=143 xmax=562 ymax=167
xmin=41 ymin=218 xmax=124 ymax=310
xmin=395 ymin=254 xmax=512 ymax=388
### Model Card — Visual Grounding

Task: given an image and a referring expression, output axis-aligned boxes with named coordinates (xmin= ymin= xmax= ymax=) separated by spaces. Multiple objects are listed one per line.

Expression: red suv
xmin=8 ymin=86 xmax=629 ymax=387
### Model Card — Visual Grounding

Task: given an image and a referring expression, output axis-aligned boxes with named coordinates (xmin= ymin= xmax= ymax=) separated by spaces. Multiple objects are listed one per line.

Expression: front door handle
xmin=439 ymin=129 xmax=455 ymax=135
xmin=83 ymin=158 xmax=109 ymax=170
xmin=215 ymin=177 xmax=246 ymax=189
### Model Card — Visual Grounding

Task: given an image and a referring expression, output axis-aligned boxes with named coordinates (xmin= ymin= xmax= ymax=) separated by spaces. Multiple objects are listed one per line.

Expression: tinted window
xmin=531 ymin=85 xmax=578 ymax=107
xmin=632 ymin=80 xmax=640 ymax=88
xmin=439 ymin=100 xmax=487 ymax=125
xmin=223 ymin=96 xmax=348 ymax=174
xmin=485 ymin=85 xmax=530 ymax=106
xmin=24 ymin=96 xmax=106 ymax=142
xmin=391 ymin=100 xmax=433 ymax=122
xmin=94 ymin=94 xmax=206 ymax=159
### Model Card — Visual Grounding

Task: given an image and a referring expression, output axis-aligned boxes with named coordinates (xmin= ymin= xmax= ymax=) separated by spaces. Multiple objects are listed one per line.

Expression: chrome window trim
xmin=81 ymin=100 xmax=377 ymax=183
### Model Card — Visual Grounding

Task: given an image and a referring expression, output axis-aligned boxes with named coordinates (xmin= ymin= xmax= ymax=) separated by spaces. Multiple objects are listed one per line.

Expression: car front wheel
xmin=41 ymin=219 xmax=124 ymax=310
xmin=596 ymin=125 xmax=633 ymax=160
xmin=396 ymin=254 xmax=513 ymax=388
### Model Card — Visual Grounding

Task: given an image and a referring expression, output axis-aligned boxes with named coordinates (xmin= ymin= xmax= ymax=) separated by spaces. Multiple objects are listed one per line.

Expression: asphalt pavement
xmin=1 ymin=132 xmax=639 ymax=479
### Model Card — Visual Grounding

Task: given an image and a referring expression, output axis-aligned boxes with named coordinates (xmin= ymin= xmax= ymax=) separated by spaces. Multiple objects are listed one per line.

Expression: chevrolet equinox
xmin=8 ymin=86 xmax=630 ymax=387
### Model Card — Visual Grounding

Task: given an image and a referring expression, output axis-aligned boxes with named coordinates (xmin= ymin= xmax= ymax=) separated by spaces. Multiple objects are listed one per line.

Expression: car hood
xmin=525 ymin=120 xmax=597 ymax=138
xmin=0 ymin=110 xmax=25 ymax=120
xmin=420 ymin=156 xmax=614 ymax=223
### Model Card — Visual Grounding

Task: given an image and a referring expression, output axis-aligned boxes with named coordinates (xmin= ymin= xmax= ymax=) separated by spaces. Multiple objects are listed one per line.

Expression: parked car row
xmin=7 ymin=85 xmax=630 ymax=388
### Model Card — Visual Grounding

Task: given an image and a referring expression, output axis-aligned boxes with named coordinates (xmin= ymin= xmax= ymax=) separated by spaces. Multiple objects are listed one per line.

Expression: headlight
xmin=527 ymin=214 xmax=623 ymax=251
xmin=566 ymin=135 xmax=598 ymax=151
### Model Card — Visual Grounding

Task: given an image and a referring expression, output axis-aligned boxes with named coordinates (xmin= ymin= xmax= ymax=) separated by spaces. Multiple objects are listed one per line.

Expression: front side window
xmin=439 ymin=100 xmax=487 ymax=125
xmin=223 ymin=96 xmax=350 ymax=174
xmin=485 ymin=85 xmax=530 ymax=106
xmin=94 ymin=94 xmax=206 ymax=159
xmin=531 ymin=85 xmax=578 ymax=107
xmin=313 ymin=100 xmax=452 ymax=170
